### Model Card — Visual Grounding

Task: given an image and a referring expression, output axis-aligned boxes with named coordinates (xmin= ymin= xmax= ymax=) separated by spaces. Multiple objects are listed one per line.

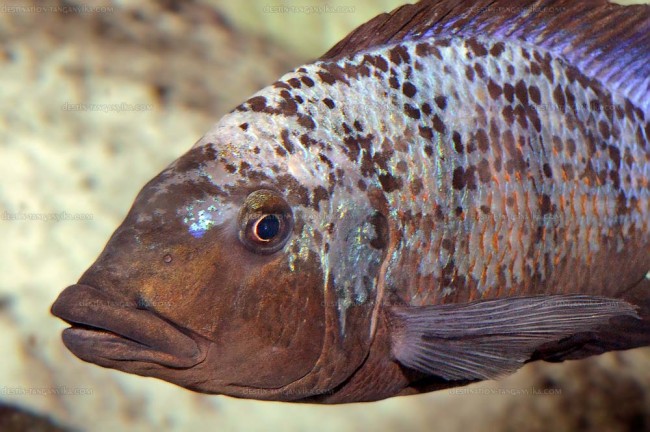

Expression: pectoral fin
xmin=389 ymin=295 xmax=640 ymax=381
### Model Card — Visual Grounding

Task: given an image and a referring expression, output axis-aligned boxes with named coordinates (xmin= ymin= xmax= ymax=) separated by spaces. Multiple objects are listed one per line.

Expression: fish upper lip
xmin=51 ymin=283 xmax=204 ymax=368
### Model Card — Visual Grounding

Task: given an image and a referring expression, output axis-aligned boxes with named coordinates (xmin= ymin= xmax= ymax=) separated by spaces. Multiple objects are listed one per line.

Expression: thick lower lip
xmin=51 ymin=284 xmax=204 ymax=368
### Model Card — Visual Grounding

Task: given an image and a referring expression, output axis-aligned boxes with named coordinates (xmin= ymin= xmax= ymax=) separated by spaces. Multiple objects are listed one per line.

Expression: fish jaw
xmin=51 ymin=284 xmax=206 ymax=369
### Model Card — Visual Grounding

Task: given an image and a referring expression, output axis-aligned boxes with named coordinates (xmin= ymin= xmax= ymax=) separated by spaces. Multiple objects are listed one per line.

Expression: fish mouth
xmin=51 ymin=284 xmax=204 ymax=368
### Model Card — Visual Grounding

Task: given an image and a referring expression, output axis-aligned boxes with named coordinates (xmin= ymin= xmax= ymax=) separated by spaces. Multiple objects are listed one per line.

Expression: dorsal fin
xmin=320 ymin=0 xmax=650 ymax=112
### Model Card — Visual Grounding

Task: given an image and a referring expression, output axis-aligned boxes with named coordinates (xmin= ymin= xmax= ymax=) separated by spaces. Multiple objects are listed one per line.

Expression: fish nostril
xmin=135 ymin=296 xmax=149 ymax=310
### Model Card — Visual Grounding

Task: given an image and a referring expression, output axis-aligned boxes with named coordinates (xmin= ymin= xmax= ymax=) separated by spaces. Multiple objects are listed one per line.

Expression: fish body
xmin=52 ymin=0 xmax=650 ymax=403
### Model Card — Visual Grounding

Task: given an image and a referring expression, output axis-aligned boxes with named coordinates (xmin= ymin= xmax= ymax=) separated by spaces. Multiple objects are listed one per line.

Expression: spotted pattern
xmin=191 ymin=35 xmax=649 ymax=321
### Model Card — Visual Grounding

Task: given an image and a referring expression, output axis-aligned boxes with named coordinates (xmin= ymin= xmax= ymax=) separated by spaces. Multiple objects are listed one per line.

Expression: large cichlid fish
xmin=52 ymin=0 xmax=650 ymax=403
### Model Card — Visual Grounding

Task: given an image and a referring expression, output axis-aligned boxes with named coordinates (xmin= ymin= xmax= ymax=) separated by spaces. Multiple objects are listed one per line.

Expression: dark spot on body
xmin=564 ymin=88 xmax=576 ymax=113
xmin=434 ymin=95 xmax=447 ymax=110
xmin=477 ymin=159 xmax=491 ymax=183
xmin=453 ymin=131 xmax=463 ymax=153
xmin=489 ymin=42 xmax=505 ymax=57
xmin=273 ymin=81 xmax=292 ymax=90
xmin=494 ymin=157 xmax=502 ymax=172
xmin=300 ymin=134 xmax=318 ymax=147
xmin=248 ymin=96 xmax=267 ymax=112
xmin=599 ymin=121 xmax=611 ymax=140
xmin=432 ymin=115 xmax=446 ymax=133
xmin=473 ymin=63 xmax=486 ymax=80
xmin=357 ymin=179 xmax=367 ymax=191
xmin=416 ymin=42 xmax=443 ymax=60
xmin=608 ymin=145 xmax=621 ymax=167
xmin=277 ymin=174 xmax=310 ymax=207
xmin=421 ymin=103 xmax=432 ymax=116
xmin=567 ymin=138 xmax=576 ymax=156
xmin=353 ymin=120 xmax=363 ymax=132
xmin=590 ymin=99 xmax=601 ymax=114
xmin=615 ymin=192 xmax=630 ymax=215
xmin=609 ymin=169 xmax=621 ymax=189
xmin=529 ymin=86 xmax=541 ymax=105
xmin=539 ymin=194 xmax=553 ymax=215
xmin=319 ymin=153 xmax=333 ymax=168
xmin=301 ymin=76 xmax=315 ymax=87
xmin=553 ymin=85 xmax=566 ymax=112
xmin=373 ymin=149 xmax=393 ymax=172
xmin=502 ymin=106 xmax=515 ymax=125
xmin=369 ymin=212 xmax=389 ymax=249
xmin=488 ymin=80 xmax=502 ymax=100
xmin=467 ymin=39 xmax=488 ymax=57
xmin=288 ymin=78 xmax=302 ymax=89
xmin=542 ymin=163 xmax=553 ymax=178
xmin=280 ymin=129 xmax=295 ymax=154
xmin=465 ymin=139 xmax=476 ymax=154
xmin=389 ymin=76 xmax=400 ymax=89
xmin=452 ymin=167 xmax=466 ymax=190
xmin=239 ymin=161 xmax=251 ymax=173
xmin=561 ymin=163 xmax=575 ymax=180
xmin=513 ymin=104 xmax=528 ymax=129
xmin=527 ymin=105 xmax=542 ymax=132
xmin=371 ymin=55 xmax=389 ymax=72
xmin=503 ymin=84 xmax=515 ymax=103
xmin=239 ymin=123 xmax=249 ymax=131
xmin=317 ymin=71 xmax=336 ymax=85
xmin=312 ymin=186 xmax=329 ymax=211
xmin=277 ymin=90 xmax=298 ymax=116
xmin=530 ymin=62 xmax=542 ymax=76
xmin=419 ymin=126 xmax=434 ymax=141
xmin=323 ymin=98 xmax=335 ymax=109
xmin=389 ymin=45 xmax=410 ymax=65
xmin=402 ymin=82 xmax=417 ymax=98
xmin=476 ymin=128 xmax=489 ymax=153
xmin=465 ymin=65 xmax=475 ymax=81
xmin=404 ymin=104 xmax=421 ymax=120
xmin=378 ymin=173 xmax=402 ymax=193
xmin=298 ymin=115 xmax=316 ymax=130
xmin=343 ymin=133 xmax=374 ymax=163
xmin=410 ymin=177 xmax=423 ymax=195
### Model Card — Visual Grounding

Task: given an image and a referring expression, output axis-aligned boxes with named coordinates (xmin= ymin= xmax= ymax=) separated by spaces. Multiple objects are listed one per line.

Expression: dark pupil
xmin=256 ymin=215 xmax=280 ymax=241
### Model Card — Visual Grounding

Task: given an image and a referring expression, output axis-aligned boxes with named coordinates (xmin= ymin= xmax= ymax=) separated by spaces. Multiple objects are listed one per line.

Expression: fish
xmin=51 ymin=0 xmax=650 ymax=403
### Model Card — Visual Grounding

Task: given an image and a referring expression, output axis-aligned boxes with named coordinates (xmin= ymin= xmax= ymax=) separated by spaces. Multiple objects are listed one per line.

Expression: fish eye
xmin=239 ymin=190 xmax=293 ymax=254
xmin=252 ymin=214 xmax=281 ymax=241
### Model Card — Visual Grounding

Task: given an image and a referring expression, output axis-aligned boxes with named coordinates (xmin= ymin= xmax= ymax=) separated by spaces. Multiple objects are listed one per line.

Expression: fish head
xmin=51 ymin=116 xmax=387 ymax=401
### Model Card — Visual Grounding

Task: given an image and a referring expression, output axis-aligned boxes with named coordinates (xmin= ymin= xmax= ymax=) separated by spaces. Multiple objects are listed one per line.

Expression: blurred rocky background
xmin=0 ymin=0 xmax=648 ymax=431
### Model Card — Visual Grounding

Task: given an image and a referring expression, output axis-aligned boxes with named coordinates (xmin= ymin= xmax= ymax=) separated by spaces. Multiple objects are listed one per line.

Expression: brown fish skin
xmin=52 ymin=147 xmax=340 ymax=399
xmin=52 ymin=0 xmax=650 ymax=403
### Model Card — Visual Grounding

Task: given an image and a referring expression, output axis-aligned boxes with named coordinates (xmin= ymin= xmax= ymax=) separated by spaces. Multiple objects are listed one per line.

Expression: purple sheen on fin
xmin=320 ymin=0 xmax=650 ymax=112
xmin=389 ymin=295 xmax=639 ymax=381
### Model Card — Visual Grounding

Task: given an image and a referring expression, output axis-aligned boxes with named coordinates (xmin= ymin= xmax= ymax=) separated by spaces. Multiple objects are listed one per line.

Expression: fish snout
xmin=51 ymin=283 xmax=205 ymax=368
